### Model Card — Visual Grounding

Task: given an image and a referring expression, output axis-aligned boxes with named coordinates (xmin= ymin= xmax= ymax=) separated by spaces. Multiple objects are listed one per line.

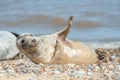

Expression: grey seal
xmin=16 ymin=16 xmax=98 ymax=64
xmin=0 ymin=31 xmax=19 ymax=60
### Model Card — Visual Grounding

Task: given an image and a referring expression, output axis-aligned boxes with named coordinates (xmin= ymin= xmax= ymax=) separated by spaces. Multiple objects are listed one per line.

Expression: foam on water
xmin=84 ymin=42 xmax=120 ymax=49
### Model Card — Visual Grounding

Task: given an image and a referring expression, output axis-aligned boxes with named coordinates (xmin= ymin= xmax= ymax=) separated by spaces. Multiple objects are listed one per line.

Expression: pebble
xmin=116 ymin=65 xmax=120 ymax=70
xmin=117 ymin=76 xmax=120 ymax=80
xmin=87 ymin=72 xmax=93 ymax=76
xmin=21 ymin=68 xmax=28 ymax=73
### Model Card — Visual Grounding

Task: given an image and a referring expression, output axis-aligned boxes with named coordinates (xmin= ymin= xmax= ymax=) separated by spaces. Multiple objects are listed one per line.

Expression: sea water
xmin=0 ymin=0 xmax=120 ymax=48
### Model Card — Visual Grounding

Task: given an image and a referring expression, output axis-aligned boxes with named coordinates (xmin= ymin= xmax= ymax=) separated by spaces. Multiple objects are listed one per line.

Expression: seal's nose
xmin=21 ymin=39 xmax=25 ymax=43
xmin=32 ymin=39 xmax=36 ymax=43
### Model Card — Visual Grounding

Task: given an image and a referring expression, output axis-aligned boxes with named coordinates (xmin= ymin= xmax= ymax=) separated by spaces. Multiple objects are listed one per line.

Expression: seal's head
xmin=16 ymin=33 xmax=38 ymax=53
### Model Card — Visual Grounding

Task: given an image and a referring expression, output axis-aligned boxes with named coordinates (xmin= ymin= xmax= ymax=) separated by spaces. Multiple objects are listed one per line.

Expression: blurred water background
xmin=0 ymin=0 xmax=120 ymax=48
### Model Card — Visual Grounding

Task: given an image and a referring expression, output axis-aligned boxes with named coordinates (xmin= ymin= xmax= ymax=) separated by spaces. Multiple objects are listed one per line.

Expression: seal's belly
xmin=61 ymin=42 xmax=98 ymax=64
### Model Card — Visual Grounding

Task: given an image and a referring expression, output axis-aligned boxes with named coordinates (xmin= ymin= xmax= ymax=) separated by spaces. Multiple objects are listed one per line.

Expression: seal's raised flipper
xmin=11 ymin=32 xmax=19 ymax=38
xmin=56 ymin=16 xmax=73 ymax=40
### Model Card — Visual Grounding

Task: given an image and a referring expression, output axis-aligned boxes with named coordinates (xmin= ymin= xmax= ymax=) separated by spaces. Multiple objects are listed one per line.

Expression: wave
xmin=84 ymin=42 xmax=120 ymax=49
xmin=0 ymin=15 xmax=101 ymax=28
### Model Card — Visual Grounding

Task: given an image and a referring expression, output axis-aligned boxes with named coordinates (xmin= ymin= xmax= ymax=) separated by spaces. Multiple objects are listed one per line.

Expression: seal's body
xmin=0 ymin=31 xmax=19 ymax=60
xmin=16 ymin=16 xmax=98 ymax=64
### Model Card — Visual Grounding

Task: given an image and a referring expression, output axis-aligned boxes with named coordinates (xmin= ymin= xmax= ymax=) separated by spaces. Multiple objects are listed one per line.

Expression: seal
xmin=16 ymin=16 xmax=98 ymax=64
xmin=0 ymin=31 xmax=19 ymax=60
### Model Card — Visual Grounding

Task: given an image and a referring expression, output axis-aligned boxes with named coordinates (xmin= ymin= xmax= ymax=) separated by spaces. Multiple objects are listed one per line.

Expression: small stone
xmin=52 ymin=70 xmax=60 ymax=74
xmin=116 ymin=65 xmax=120 ymax=71
xmin=21 ymin=67 xmax=28 ymax=73
xmin=117 ymin=76 xmax=120 ymax=80
xmin=28 ymin=77 xmax=37 ymax=80
xmin=87 ymin=72 xmax=93 ymax=76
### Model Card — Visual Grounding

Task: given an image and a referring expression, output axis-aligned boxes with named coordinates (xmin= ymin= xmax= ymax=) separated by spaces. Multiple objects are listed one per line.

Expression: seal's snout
xmin=32 ymin=39 xmax=36 ymax=43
